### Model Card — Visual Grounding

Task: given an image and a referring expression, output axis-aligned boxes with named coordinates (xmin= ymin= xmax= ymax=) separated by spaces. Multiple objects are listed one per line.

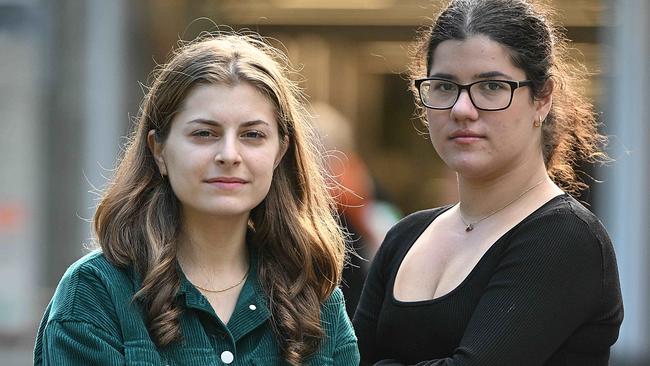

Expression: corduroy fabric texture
xmin=35 ymin=251 xmax=359 ymax=365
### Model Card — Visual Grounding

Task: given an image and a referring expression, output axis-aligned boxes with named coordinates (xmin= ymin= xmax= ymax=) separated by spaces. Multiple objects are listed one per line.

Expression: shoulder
xmin=45 ymin=250 xmax=135 ymax=326
xmin=502 ymin=194 xmax=622 ymax=315
xmin=518 ymin=194 xmax=611 ymax=245
xmin=318 ymin=288 xmax=359 ymax=361
xmin=64 ymin=250 xmax=130 ymax=280
xmin=35 ymin=252 xmax=132 ymax=365
xmin=320 ymin=287 xmax=353 ymax=334
xmin=507 ymin=194 xmax=615 ymax=269
xmin=322 ymin=287 xmax=345 ymax=308
xmin=320 ymin=287 xmax=346 ymax=322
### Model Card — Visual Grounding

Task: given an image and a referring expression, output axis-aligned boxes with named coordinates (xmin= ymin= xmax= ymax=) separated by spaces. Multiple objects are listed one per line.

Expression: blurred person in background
xmin=34 ymin=33 xmax=359 ymax=365
xmin=311 ymin=102 xmax=401 ymax=318
xmin=353 ymin=0 xmax=623 ymax=365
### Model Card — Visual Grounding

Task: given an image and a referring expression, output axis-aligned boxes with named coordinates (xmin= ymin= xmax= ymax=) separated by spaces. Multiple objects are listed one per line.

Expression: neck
xmin=457 ymin=165 xmax=551 ymax=221
xmin=177 ymin=211 xmax=250 ymax=276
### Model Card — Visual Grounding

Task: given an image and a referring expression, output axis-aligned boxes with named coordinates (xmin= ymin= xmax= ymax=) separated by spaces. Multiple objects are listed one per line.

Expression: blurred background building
xmin=0 ymin=0 xmax=647 ymax=364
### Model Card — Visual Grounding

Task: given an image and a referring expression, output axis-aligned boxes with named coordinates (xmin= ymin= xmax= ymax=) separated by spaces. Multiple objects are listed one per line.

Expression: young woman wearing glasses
xmin=353 ymin=0 xmax=623 ymax=365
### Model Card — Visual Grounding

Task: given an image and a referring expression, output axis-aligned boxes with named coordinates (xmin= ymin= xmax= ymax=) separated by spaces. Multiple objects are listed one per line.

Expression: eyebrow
xmin=188 ymin=119 xmax=270 ymax=127
xmin=476 ymin=71 xmax=514 ymax=79
xmin=428 ymin=72 xmax=457 ymax=80
xmin=428 ymin=71 xmax=515 ymax=80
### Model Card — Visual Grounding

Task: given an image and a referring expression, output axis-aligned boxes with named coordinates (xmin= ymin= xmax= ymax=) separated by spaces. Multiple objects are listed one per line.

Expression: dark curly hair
xmin=410 ymin=0 xmax=609 ymax=195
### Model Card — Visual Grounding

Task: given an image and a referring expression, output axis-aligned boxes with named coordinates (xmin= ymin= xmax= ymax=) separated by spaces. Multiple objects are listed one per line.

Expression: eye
xmin=241 ymin=130 xmax=266 ymax=139
xmin=192 ymin=130 xmax=216 ymax=138
xmin=432 ymin=81 xmax=457 ymax=92
xmin=480 ymin=81 xmax=507 ymax=92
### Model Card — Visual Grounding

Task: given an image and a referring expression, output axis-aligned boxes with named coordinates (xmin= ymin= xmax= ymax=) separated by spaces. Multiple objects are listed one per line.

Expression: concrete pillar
xmin=598 ymin=0 xmax=650 ymax=364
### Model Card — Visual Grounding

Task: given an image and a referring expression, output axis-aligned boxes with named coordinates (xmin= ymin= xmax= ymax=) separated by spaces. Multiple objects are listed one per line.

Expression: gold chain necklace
xmin=459 ymin=178 xmax=546 ymax=232
xmin=190 ymin=267 xmax=249 ymax=293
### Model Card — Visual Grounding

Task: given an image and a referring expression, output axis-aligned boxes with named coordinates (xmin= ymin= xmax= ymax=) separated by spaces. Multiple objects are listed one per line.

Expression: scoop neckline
xmin=390 ymin=193 xmax=569 ymax=307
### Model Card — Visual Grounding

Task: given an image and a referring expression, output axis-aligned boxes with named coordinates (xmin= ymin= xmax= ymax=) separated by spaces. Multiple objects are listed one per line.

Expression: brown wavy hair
xmin=93 ymin=33 xmax=345 ymax=365
xmin=410 ymin=0 xmax=609 ymax=195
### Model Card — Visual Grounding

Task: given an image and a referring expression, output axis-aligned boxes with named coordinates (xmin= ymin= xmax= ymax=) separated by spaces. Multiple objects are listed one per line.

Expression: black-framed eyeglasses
xmin=414 ymin=77 xmax=534 ymax=111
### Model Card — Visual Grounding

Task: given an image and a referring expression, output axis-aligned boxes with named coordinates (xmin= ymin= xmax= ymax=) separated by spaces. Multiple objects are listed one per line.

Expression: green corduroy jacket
xmin=34 ymin=251 xmax=360 ymax=365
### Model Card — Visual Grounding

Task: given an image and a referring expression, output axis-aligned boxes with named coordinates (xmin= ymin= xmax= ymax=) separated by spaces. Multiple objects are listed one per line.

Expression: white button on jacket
xmin=220 ymin=351 xmax=234 ymax=364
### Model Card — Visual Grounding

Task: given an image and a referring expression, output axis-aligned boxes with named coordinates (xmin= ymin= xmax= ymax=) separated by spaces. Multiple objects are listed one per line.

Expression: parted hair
xmin=411 ymin=0 xmax=609 ymax=195
xmin=93 ymin=33 xmax=345 ymax=365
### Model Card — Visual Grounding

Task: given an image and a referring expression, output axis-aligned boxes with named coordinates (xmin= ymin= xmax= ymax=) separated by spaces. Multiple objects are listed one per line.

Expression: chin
xmin=443 ymin=155 xmax=476 ymax=171
xmin=188 ymin=200 xmax=258 ymax=219
xmin=446 ymin=160 xmax=490 ymax=179
xmin=206 ymin=208 xmax=254 ymax=219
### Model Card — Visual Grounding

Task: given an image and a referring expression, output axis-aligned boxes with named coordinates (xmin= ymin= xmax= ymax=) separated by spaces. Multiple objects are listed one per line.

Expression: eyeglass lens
xmin=420 ymin=80 xmax=513 ymax=110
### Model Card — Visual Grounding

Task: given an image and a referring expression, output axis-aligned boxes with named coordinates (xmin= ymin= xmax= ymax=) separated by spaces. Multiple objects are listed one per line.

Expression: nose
xmin=214 ymin=134 xmax=241 ymax=166
xmin=450 ymin=90 xmax=479 ymax=122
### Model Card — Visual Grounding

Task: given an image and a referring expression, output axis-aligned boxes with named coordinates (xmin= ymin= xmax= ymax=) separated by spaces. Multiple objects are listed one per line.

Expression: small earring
xmin=534 ymin=115 xmax=543 ymax=127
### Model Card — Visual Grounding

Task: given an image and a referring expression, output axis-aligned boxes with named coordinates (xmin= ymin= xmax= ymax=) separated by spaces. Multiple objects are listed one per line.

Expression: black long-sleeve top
xmin=353 ymin=194 xmax=623 ymax=366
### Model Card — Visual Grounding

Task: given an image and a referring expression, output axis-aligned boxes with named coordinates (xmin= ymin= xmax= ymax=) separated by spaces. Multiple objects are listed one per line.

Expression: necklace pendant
xmin=465 ymin=224 xmax=474 ymax=232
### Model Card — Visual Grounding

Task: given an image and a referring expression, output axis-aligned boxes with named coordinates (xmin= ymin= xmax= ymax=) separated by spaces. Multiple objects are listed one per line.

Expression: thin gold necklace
xmin=190 ymin=267 xmax=249 ymax=293
xmin=459 ymin=178 xmax=546 ymax=232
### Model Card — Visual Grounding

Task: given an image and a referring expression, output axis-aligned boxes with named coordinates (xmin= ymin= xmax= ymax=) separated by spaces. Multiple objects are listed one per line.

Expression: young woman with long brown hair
xmin=353 ymin=0 xmax=623 ymax=364
xmin=35 ymin=33 xmax=359 ymax=365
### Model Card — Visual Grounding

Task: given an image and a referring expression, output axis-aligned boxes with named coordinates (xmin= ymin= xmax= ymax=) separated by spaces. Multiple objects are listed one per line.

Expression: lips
xmin=205 ymin=177 xmax=248 ymax=189
xmin=205 ymin=177 xmax=247 ymax=184
xmin=449 ymin=129 xmax=485 ymax=139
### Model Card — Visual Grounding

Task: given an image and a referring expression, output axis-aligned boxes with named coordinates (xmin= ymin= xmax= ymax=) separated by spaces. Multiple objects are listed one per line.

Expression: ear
xmin=535 ymin=79 xmax=553 ymax=122
xmin=274 ymin=135 xmax=289 ymax=169
xmin=147 ymin=129 xmax=167 ymax=176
